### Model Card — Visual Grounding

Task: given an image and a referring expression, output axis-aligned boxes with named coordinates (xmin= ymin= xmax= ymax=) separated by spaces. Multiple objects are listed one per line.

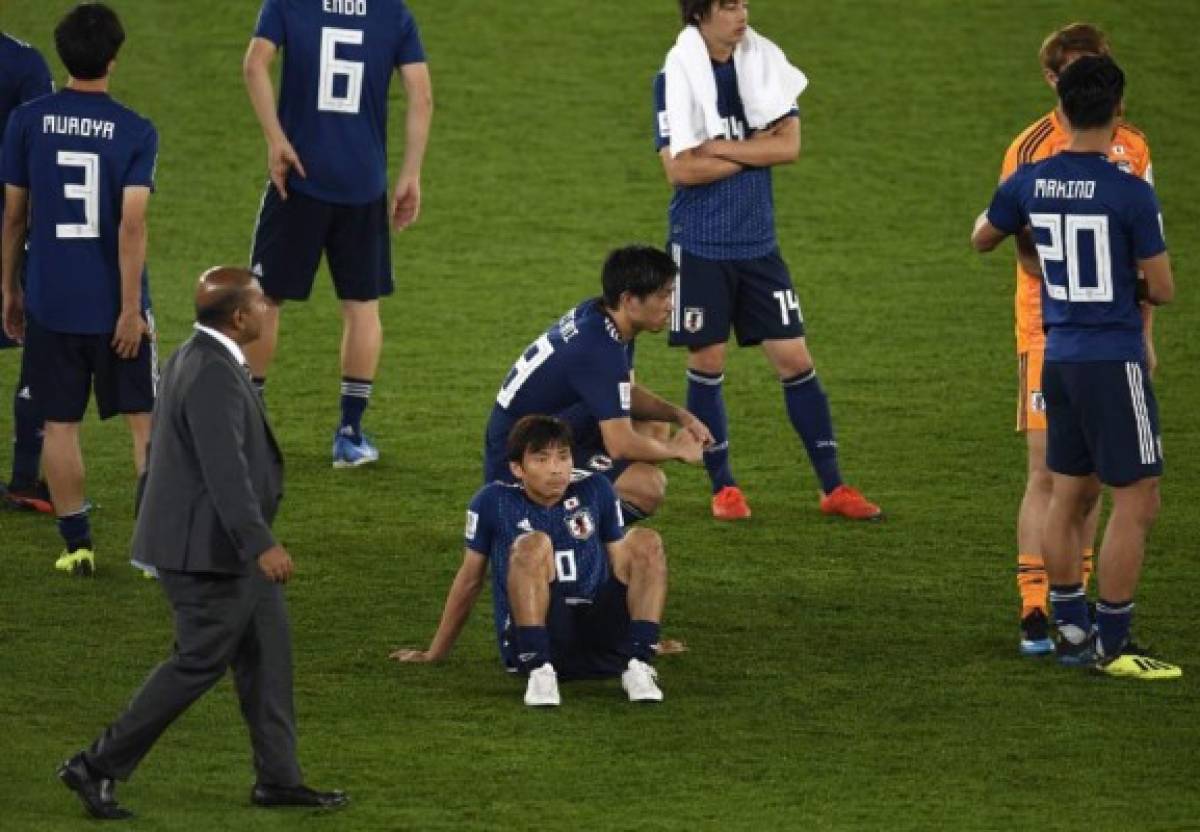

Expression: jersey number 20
xmin=1030 ymin=213 xmax=1113 ymax=303
xmin=318 ymin=28 xmax=364 ymax=114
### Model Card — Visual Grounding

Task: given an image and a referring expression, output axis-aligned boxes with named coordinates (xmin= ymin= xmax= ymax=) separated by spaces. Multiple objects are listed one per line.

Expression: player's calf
xmin=615 ymin=464 xmax=667 ymax=522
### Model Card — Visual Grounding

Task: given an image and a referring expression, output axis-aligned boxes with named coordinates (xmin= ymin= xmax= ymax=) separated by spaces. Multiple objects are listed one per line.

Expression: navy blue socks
xmin=1049 ymin=583 xmax=1091 ymax=646
xmin=687 ymin=369 xmax=735 ymax=494
xmin=781 ymin=369 xmax=842 ymax=494
xmin=515 ymin=626 xmax=551 ymax=671
xmin=57 ymin=509 xmax=92 ymax=553
xmin=1096 ymin=597 xmax=1134 ymax=658
xmin=339 ymin=377 xmax=372 ymax=438
xmin=628 ymin=619 xmax=660 ymax=663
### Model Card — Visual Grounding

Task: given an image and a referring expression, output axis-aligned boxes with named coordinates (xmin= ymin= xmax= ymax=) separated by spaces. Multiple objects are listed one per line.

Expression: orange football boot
xmin=819 ymin=485 xmax=883 ymax=521
xmin=711 ymin=485 xmax=751 ymax=520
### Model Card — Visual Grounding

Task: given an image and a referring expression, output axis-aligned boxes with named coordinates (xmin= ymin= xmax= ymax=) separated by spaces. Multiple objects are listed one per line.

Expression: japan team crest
xmin=564 ymin=496 xmax=580 ymax=511
xmin=684 ymin=307 xmax=705 ymax=334
xmin=566 ymin=509 xmax=595 ymax=541
xmin=1030 ymin=390 xmax=1046 ymax=414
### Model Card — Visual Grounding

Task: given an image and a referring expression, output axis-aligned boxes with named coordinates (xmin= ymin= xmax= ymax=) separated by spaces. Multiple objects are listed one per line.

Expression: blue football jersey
xmin=465 ymin=473 xmax=625 ymax=667
xmin=0 ymin=90 xmax=157 ymax=334
xmin=653 ymin=63 xmax=796 ymax=261
xmin=486 ymin=298 xmax=636 ymax=442
xmin=253 ymin=0 xmax=426 ymax=205
xmin=0 ymin=33 xmax=53 ymax=219
xmin=988 ymin=151 xmax=1166 ymax=363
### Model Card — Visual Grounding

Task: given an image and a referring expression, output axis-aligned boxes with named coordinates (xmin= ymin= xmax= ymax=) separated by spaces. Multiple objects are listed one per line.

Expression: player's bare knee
xmin=688 ymin=343 xmax=726 ymax=375
xmin=1136 ymin=481 xmax=1161 ymax=524
xmin=626 ymin=528 xmax=667 ymax=578
xmin=1026 ymin=464 xmax=1054 ymax=497
xmin=509 ymin=532 xmax=553 ymax=572
xmin=775 ymin=354 xmax=814 ymax=380
xmin=617 ymin=466 xmax=667 ymax=518
xmin=638 ymin=468 xmax=668 ymax=515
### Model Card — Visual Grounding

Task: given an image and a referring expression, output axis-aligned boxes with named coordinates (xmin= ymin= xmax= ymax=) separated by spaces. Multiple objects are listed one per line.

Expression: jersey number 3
xmin=56 ymin=151 xmax=100 ymax=240
xmin=318 ymin=27 xmax=364 ymax=114
xmin=1030 ymin=213 xmax=1113 ymax=303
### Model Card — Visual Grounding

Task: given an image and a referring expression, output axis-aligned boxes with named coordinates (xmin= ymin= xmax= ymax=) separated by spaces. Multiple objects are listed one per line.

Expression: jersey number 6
xmin=318 ymin=27 xmax=364 ymax=114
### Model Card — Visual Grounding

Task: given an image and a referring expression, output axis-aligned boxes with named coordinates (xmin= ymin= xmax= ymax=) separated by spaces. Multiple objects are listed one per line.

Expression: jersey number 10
xmin=318 ymin=27 xmax=364 ymax=114
xmin=1030 ymin=213 xmax=1113 ymax=303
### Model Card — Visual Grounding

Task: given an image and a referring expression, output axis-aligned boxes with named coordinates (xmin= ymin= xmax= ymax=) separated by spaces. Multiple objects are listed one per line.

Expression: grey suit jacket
xmin=131 ymin=330 xmax=283 ymax=575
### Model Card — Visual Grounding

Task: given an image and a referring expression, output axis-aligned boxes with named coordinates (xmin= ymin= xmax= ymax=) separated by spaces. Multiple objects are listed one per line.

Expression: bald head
xmin=194 ymin=267 xmax=265 ymax=343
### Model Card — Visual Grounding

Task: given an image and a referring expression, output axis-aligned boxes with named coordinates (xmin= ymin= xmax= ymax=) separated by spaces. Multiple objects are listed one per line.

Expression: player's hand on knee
xmin=258 ymin=544 xmax=294 ymax=583
xmin=389 ymin=648 xmax=435 ymax=663
xmin=679 ymin=412 xmax=714 ymax=448
xmin=110 ymin=309 xmax=148 ymax=359
xmin=668 ymin=428 xmax=704 ymax=464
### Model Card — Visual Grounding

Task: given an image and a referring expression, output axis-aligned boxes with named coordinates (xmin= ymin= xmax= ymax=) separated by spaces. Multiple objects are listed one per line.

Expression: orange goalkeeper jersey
xmin=1000 ymin=110 xmax=1153 ymax=353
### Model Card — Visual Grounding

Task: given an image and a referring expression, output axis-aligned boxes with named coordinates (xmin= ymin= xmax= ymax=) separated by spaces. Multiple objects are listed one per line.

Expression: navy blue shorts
xmin=1042 ymin=360 xmax=1162 ymax=487
xmin=505 ymin=576 xmax=633 ymax=680
xmin=668 ymin=245 xmax=805 ymax=348
xmin=483 ymin=404 xmax=631 ymax=485
xmin=250 ymin=185 xmax=393 ymax=302
xmin=23 ymin=313 xmax=157 ymax=422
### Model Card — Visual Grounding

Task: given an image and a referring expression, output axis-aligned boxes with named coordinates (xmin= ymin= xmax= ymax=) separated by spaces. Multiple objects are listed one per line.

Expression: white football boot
xmin=621 ymin=658 xmax=663 ymax=703
xmin=524 ymin=663 xmax=561 ymax=707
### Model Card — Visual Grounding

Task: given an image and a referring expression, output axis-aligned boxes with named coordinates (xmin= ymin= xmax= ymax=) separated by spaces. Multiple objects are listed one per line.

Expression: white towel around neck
xmin=663 ymin=24 xmax=808 ymax=158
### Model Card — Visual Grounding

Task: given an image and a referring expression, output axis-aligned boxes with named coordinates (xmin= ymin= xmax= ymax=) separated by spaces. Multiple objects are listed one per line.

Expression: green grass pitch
xmin=1 ymin=1 xmax=1199 ymax=829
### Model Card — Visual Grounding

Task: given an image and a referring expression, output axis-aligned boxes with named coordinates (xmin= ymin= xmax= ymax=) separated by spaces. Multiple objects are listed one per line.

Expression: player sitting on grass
xmin=972 ymin=55 xmax=1178 ymax=680
xmin=392 ymin=414 xmax=683 ymax=706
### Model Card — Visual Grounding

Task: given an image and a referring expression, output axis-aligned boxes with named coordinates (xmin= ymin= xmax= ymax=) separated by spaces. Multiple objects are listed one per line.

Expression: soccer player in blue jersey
xmin=1 ymin=3 xmax=158 ymax=576
xmin=0 ymin=27 xmax=52 ymax=512
xmin=655 ymin=0 xmax=882 ymax=522
xmin=393 ymin=415 xmax=677 ymax=706
xmin=483 ymin=245 xmax=711 ymax=522
xmin=972 ymin=55 xmax=1179 ymax=680
xmin=243 ymin=0 xmax=433 ymax=468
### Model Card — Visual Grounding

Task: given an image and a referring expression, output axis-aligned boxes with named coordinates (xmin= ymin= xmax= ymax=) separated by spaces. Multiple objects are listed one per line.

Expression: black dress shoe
xmin=58 ymin=753 xmax=133 ymax=820
xmin=251 ymin=783 xmax=349 ymax=809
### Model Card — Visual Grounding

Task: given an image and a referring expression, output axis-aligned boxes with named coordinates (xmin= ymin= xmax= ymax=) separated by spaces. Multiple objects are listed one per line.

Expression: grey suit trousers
xmin=84 ymin=569 xmax=302 ymax=787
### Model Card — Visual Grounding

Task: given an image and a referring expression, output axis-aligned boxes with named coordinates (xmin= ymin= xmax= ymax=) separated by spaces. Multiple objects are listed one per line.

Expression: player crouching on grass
xmin=391 ymin=414 xmax=684 ymax=706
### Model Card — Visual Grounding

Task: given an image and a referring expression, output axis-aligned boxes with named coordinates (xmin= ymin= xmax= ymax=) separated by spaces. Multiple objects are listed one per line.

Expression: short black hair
xmin=679 ymin=0 xmax=717 ymax=26
xmin=506 ymin=415 xmax=573 ymax=463
xmin=55 ymin=3 xmax=125 ymax=81
xmin=600 ymin=245 xmax=678 ymax=308
xmin=1057 ymin=54 xmax=1125 ymax=131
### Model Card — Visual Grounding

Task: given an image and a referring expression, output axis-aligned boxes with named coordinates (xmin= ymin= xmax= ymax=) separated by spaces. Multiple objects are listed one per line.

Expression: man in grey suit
xmin=57 ymin=267 xmax=347 ymax=820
